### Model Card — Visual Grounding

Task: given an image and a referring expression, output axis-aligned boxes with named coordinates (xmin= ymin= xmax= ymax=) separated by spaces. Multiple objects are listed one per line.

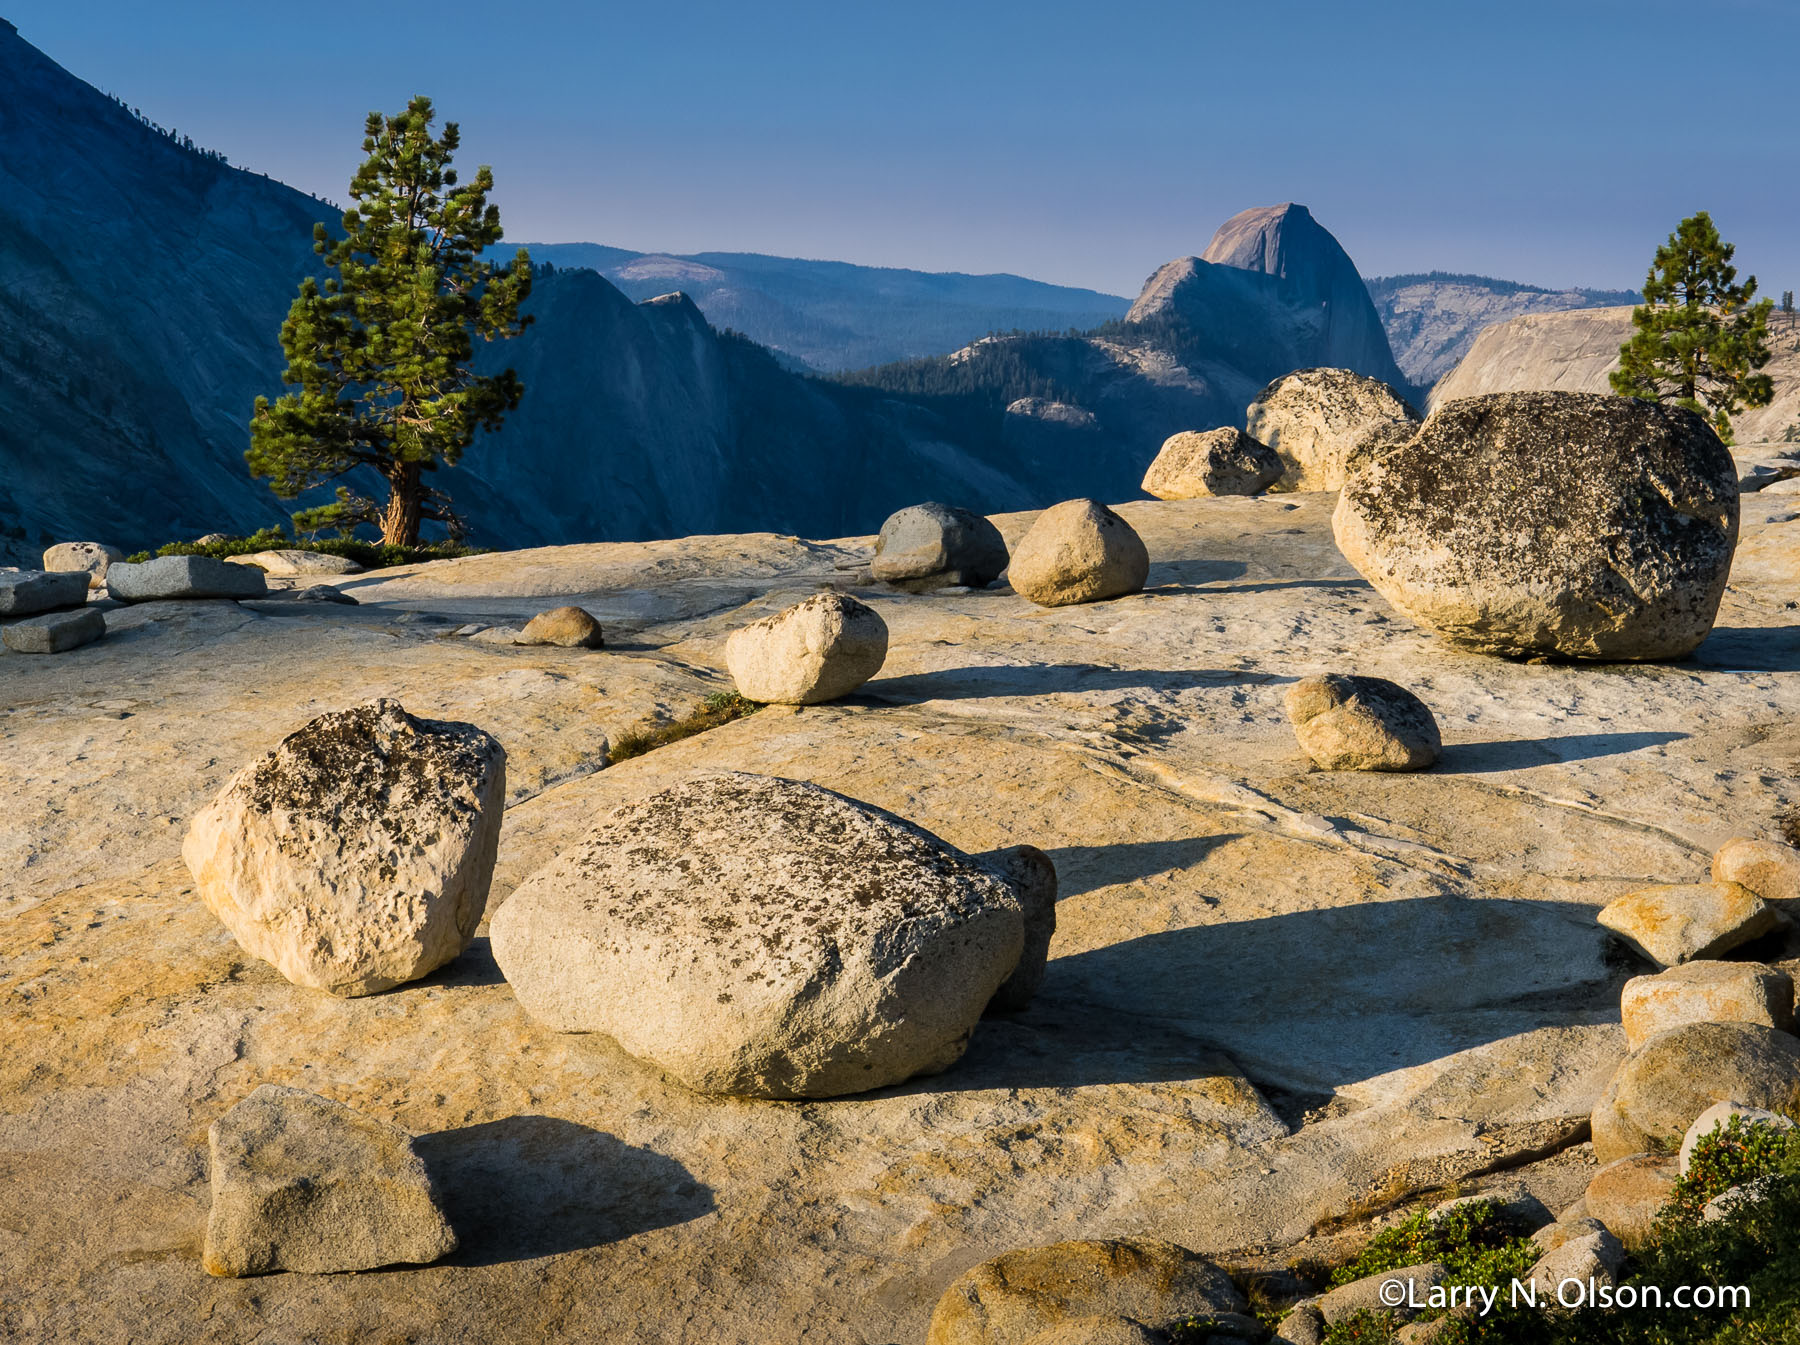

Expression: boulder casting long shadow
xmin=414 ymin=1116 xmax=713 ymax=1266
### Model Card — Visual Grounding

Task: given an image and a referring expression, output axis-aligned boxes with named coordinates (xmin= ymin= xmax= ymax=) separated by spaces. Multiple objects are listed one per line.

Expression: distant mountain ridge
xmin=1365 ymin=271 xmax=1642 ymax=388
xmin=517 ymin=242 xmax=1131 ymax=372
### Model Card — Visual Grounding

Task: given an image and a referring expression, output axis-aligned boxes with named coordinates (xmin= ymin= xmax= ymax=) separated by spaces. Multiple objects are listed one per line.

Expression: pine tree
xmin=248 ymin=97 xmax=532 ymax=545
xmin=1610 ymin=211 xmax=1773 ymax=442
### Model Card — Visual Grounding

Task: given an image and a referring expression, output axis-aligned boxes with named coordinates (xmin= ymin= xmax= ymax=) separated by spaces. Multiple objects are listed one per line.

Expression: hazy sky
xmin=11 ymin=1 xmax=1798 ymax=298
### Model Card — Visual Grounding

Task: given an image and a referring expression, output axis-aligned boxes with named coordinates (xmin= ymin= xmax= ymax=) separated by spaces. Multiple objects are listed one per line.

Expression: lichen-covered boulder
xmin=1590 ymin=1022 xmax=1800 ymax=1163
xmin=1008 ymin=499 xmax=1150 ymax=607
xmin=926 ymin=1238 xmax=1243 ymax=1345
xmin=1140 ymin=428 xmax=1282 ymax=499
xmin=491 ymin=773 xmax=1026 ymax=1098
xmin=203 ymin=1085 xmax=456 ymax=1276
xmin=182 ymin=699 xmax=506 ymax=996
xmin=1245 ymin=368 xmax=1420 ymax=492
xmin=1334 ymin=393 xmax=1738 ymax=660
xmin=42 ymin=541 xmax=123 ymax=589
xmin=872 ymin=502 xmax=1009 ymax=590
xmin=1284 ymin=673 xmax=1441 ymax=771
xmin=1713 ymin=836 xmax=1800 ymax=906
xmin=725 ymin=592 xmax=888 ymax=704
xmin=1596 ymin=881 xmax=1779 ymax=967
xmin=1620 ymin=961 xmax=1795 ymax=1049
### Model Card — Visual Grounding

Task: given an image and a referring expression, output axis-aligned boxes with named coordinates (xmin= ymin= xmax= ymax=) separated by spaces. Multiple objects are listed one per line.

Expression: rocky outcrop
xmin=1008 ymin=500 xmax=1150 ymax=607
xmin=490 ymin=773 xmax=1026 ymax=1098
xmin=926 ymin=1238 xmax=1243 ymax=1344
xmin=1590 ymin=1022 xmax=1800 ymax=1163
xmin=1365 ymin=275 xmax=1639 ymax=389
xmin=1620 ymin=961 xmax=1795 ymax=1049
xmin=872 ymin=502 xmax=1009 ymax=590
xmin=515 ymin=605 xmax=605 ymax=648
xmin=1428 ymin=306 xmax=1800 ymax=446
xmin=41 ymin=541 xmax=122 ymax=589
xmin=1284 ymin=674 xmax=1441 ymax=771
xmin=1140 ymin=428 xmax=1281 ymax=499
xmin=1 ymin=607 xmax=105 ymax=654
xmin=203 ymin=1085 xmax=456 ymax=1276
xmin=724 ymin=592 xmax=888 ymax=703
xmin=1334 ymin=392 xmax=1739 ymax=660
xmin=1597 ymin=882 xmax=1779 ymax=966
xmin=1246 ymin=368 xmax=1419 ymax=492
xmin=1151 ymin=203 xmax=1411 ymax=394
xmin=182 ymin=699 xmax=506 ymax=996
xmin=1583 ymin=1155 xmax=1677 ymax=1250
xmin=107 ymin=555 xmax=269 ymax=602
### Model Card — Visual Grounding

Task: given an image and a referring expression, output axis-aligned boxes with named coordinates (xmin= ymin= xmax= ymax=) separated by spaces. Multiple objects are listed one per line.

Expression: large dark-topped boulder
xmin=1333 ymin=392 xmax=1738 ymax=660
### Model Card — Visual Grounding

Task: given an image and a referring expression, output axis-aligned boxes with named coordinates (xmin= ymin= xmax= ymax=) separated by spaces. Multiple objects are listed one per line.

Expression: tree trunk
xmin=381 ymin=462 xmax=423 ymax=546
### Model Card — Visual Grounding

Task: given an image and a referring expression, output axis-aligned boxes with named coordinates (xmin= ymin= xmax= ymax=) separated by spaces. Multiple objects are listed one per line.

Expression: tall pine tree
xmin=1610 ymin=211 xmax=1773 ymax=442
xmin=248 ymin=97 xmax=532 ymax=545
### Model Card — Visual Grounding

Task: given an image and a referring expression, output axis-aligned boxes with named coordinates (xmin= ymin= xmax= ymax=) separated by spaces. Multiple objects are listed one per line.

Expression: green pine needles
xmin=248 ymin=96 xmax=532 ymax=546
xmin=1611 ymin=211 xmax=1774 ymax=443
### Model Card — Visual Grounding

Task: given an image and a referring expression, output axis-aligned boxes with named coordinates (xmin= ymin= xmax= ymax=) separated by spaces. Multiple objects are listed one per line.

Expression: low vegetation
xmin=1231 ymin=1123 xmax=1800 ymax=1344
xmin=606 ymin=692 xmax=761 ymax=765
xmin=124 ymin=525 xmax=485 ymax=569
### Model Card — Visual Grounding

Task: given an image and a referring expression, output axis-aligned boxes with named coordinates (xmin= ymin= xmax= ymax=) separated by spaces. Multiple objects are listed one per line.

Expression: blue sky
xmin=11 ymin=1 xmax=1798 ymax=298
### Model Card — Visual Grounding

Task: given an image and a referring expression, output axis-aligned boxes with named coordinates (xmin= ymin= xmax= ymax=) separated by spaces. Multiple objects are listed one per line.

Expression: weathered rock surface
xmin=203 ymin=1084 xmax=456 ymax=1276
xmin=872 ymin=502 xmax=1009 ymax=590
xmin=1021 ymin=1317 xmax=1164 ymax=1345
xmin=0 ymin=567 xmax=89 ymax=615
xmin=293 ymin=583 xmax=357 ymax=605
xmin=724 ymin=592 xmax=888 ymax=703
xmin=1313 ymin=1263 xmax=1448 ymax=1325
xmin=1284 ymin=674 xmax=1441 ymax=772
xmin=1245 ymin=368 xmax=1419 ymax=492
xmin=1429 ymin=1183 xmax=1552 ymax=1231
xmin=985 ymin=844 xmax=1058 ymax=1013
xmin=182 ymin=699 xmax=506 ymax=996
xmin=1141 ymin=429 xmax=1282 ymax=500
xmin=2 ymin=606 xmax=105 ymax=654
xmin=1597 ymin=881 xmax=1780 ymax=966
xmin=1620 ymin=961 xmax=1795 ymax=1049
xmin=1274 ymin=1305 xmax=1326 ymax=1345
xmin=107 ymin=554 xmax=269 ymax=602
xmin=1008 ymin=499 xmax=1149 ymax=607
xmin=515 ymin=605 xmax=605 ymax=648
xmin=224 ymin=549 xmax=363 ymax=576
xmin=12 ymin=492 xmax=1800 ymax=1341
xmin=492 ymin=772 xmax=1026 ymax=1098
xmin=926 ymin=1238 xmax=1242 ymax=1344
xmin=1591 ymin=1022 xmax=1800 ymax=1163
xmin=1677 ymin=1101 xmax=1797 ymax=1175
xmin=1582 ymin=1154 xmax=1676 ymax=1249
xmin=42 ymin=541 xmax=123 ymax=589
xmin=1334 ymin=392 xmax=1739 ymax=660
xmin=1713 ymin=836 xmax=1800 ymax=906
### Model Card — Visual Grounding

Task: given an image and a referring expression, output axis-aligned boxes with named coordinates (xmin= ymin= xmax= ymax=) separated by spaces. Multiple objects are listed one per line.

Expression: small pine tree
xmin=1610 ymin=211 xmax=1774 ymax=442
xmin=248 ymin=97 xmax=532 ymax=545
xmin=1784 ymin=290 xmax=1796 ymax=329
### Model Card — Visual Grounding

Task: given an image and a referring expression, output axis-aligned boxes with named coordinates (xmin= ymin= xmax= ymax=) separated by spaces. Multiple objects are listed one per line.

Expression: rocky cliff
xmin=1367 ymin=273 xmax=1641 ymax=389
xmin=1430 ymin=306 xmax=1800 ymax=443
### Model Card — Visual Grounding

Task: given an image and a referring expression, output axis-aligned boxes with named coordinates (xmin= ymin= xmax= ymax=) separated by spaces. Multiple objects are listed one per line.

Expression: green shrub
xmin=123 ymin=527 xmax=486 ymax=569
xmin=606 ymin=692 xmax=761 ymax=765
xmin=1664 ymin=1114 xmax=1800 ymax=1225
xmin=1326 ymin=1201 xmax=1539 ymax=1289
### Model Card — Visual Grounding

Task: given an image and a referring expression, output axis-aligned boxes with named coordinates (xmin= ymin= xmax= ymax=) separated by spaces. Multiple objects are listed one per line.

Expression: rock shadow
xmin=1438 ymin=730 xmax=1688 ymax=773
xmin=1025 ymin=836 xmax=1240 ymax=900
xmin=1149 ymin=575 xmax=1369 ymax=597
xmin=1689 ymin=625 xmax=1800 ymax=672
xmin=862 ymin=664 xmax=1268 ymax=703
xmin=416 ymin=1115 xmax=714 ymax=1266
xmin=926 ymin=892 xmax=1621 ymax=1095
